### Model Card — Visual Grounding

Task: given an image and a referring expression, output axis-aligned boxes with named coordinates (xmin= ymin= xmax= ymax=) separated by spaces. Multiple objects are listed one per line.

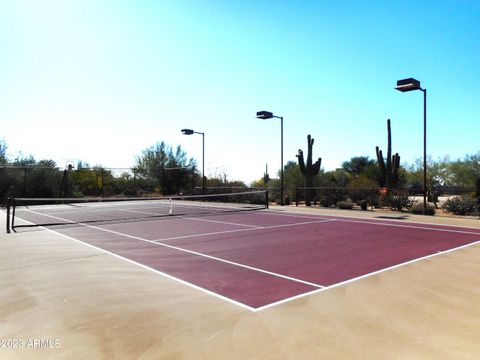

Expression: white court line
xmin=18 ymin=210 xmax=326 ymax=289
xmin=30 ymin=206 xmax=167 ymax=218
xmin=152 ymin=227 xmax=268 ymax=243
xmin=152 ymin=218 xmax=337 ymax=242
xmin=260 ymin=211 xmax=335 ymax=221
xmin=181 ymin=216 xmax=263 ymax=228
xmin=336 ymin=218 xmax=480 ymax=235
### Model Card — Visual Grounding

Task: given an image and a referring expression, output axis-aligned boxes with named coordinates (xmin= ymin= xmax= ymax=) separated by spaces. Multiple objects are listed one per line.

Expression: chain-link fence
xmin=0 ymin=166 xmax=198 ymax=205
xmin=294 ymin=186 xmax=480 ymax=217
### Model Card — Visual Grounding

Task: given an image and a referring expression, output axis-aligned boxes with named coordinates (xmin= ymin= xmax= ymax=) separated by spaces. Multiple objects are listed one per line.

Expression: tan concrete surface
xmin=1 ymin=208 xmax=479 ymax=359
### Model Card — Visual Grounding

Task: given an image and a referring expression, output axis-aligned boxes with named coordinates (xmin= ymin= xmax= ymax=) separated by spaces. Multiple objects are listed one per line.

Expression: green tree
xmin=69 ymin=167 xmax=115 ymax=197
xmin=5 ymin=156 xmax=61 ymax=198
xmin=3 ymin=154 xmax=35 ymax=198
xmin=405 ymin=157 xmax=445 ymax=207
xmin=282 ymin=161 xmax=304 ymax=203
xmin=341 ymin=156 xmax=376 ymax=178
xmin=29 ymin=160 xmax=60 ymax=197
xmin=112 ymin=171 xmax=137 ymax=196
xmin=205 ymin=172 xmax=247 ymax=193
xmin=252 ymin=161 xmax=306 ymax=204
xmin=0 ymin=139 xmax=7 ymax=164
xmin=0 ymin=139 xmax=10 ymax=201
xmin=135 ymin=141 xmax=197 ymax=195
xmin=447 ymin=153 xmax=480 ymax=187
xmin=405 ymin=155 xmax=479 ymax=189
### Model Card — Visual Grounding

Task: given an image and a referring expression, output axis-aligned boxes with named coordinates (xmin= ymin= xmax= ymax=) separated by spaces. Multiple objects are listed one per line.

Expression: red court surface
xmin=13 ymin=210 xmax=480 ymax=311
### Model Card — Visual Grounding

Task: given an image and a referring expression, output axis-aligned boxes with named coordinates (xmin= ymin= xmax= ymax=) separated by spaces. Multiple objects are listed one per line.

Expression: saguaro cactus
xmin=376 ymin=119 xmax=400 ymax=191
xmin=297 ymin=134 xmax=322 ymax=206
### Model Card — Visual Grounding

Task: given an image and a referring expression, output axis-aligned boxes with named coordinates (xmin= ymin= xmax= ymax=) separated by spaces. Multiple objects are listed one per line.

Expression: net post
xmin=6 ymin=197 xmax=11 ymax=234
xmin=265 ymin=190 xmax=269 ymax=209
xmin=11 ymin=198 xmax=16 ymax=230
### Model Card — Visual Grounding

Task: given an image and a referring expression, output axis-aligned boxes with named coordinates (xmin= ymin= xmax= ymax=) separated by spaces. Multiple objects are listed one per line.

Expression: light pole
xmin=256 ymin=111 xmax=284 ymax=205
xmin=181 ymin=128 xmax=205 ymax=195
xmin=395 ymin=77 xmax=427 ymax=215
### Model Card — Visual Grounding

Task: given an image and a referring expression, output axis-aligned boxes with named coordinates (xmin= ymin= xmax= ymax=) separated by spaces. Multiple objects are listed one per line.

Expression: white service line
xmin=152 ymin=218 xmax=337 ymax=242
xmin=261 ymin=211 xmax=334 ymax=221
xmin=181 ymin=216 xmax=263 ymax=228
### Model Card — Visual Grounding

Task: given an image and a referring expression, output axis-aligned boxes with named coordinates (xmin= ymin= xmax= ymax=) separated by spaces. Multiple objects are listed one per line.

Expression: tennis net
xmin=6 ymin=190 xmax=268 ymax=233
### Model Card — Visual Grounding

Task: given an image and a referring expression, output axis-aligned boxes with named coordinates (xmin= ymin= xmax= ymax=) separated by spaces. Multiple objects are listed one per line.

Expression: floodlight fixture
xmin=256 ymin=111 xmax=274 ymax=120
xmin=395 ymin=78 xmax=422 ymax=92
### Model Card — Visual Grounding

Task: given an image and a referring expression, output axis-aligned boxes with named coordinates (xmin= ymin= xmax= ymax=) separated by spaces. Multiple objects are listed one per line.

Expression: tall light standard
xmin=395 ymin=77 xmax=427 ymax=215
xmin=181 ymin=128 xmax=205 ymax=194
xmin=256 ymin=111 xmax=284 ymax=205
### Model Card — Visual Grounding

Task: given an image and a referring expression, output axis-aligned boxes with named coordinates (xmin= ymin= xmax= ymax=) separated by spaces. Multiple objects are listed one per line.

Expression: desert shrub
xmin=411 ymin=203 xmax=436 ymax=215
xmin=332 ymin=189 xmax=347 ymax=204
xmin=384 ymin=193 xmax=416 ymax=212
xmin=360 ymin=199 xmax=368 ymax=211
xmin=336 ymin=200 xmax=354 ymax=209
xmin=319 ymin=192 xmax=335 ymax=207
xmin=319 ymin=196 xmax=334 ymax=207
xmin=443 ymin=195 xmax=478 ymax=215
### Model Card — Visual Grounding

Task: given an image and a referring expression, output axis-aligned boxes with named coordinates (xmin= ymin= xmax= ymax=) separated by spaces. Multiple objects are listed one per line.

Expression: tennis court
xmin=7 ymin=193 xmax=480 ymax=311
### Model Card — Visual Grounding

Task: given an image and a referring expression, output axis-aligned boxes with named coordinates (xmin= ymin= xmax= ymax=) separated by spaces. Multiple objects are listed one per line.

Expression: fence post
xmin=476 ymin=178 xmax=480 ymax=218
xmin=6 ymin=197 xmax=10 ymax=233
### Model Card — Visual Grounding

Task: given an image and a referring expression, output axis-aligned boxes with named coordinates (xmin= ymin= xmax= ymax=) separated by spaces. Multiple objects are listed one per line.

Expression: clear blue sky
xmin=1 ymin=1 xmax=479 ymax=183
